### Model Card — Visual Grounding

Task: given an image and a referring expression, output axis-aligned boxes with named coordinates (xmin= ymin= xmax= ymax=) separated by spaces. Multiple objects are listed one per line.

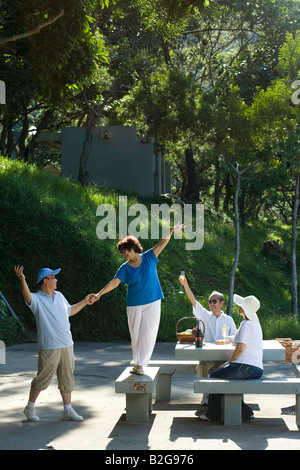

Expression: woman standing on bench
xmin=199 ymin=294 xmax=263 ymax=422
xmin=95 ymin=223 xmax=184 ymax=375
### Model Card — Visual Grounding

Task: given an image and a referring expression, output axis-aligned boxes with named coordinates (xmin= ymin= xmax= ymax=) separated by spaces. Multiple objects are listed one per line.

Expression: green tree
xmin=75 ymin=0 xmax=206 ymax=184
xmin=247 ymin=33 xmax=300 ymax=315
xmin=116 ymin=66 xmax=205 ymax=199
xmin=173 ymin=0 xmax=299 ymax=207
xmin=0 ymin=0 xmax=109 ymax=158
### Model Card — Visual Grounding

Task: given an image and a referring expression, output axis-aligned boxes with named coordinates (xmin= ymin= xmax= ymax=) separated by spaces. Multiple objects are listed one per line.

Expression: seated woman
xmin=199 ymin=293 xmax=263 ymax=422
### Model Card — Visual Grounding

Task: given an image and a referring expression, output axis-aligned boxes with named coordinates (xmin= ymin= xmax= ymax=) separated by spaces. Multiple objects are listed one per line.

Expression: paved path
xmin=0 ymin=342 xmax=299 ymax=451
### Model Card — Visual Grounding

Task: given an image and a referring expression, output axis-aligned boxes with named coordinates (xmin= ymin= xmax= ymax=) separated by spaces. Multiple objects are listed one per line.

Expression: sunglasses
xmin=209 ymin=299 xmax=218 ymax=304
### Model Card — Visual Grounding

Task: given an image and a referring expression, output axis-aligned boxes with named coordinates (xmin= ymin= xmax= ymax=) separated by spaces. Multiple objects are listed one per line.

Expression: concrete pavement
xmin=0 ymin=341 xmax=299 ymax=451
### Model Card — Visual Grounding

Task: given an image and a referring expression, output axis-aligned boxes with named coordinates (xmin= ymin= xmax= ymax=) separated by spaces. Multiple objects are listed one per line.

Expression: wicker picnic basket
xmin=176 ymin=317 xmax=205 ymax=344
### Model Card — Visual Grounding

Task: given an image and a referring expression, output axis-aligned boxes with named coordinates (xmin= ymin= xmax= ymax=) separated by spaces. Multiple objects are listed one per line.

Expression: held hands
xmin=85 ymin=292 xmax=102 ymax=305
xmin=85 ymin=294 xmax=98 ymax=305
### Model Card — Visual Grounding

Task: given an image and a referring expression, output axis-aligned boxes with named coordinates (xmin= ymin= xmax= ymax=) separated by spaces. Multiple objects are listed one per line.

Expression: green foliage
xmin=21 ymin=0 xmax=109 ymax=105
xmin=133 ymin=0 xmax=205 ymax=39
xmin=0 ymin=300 xmax=25 ymax=345
xmin=0 ymin=0 xmax=109 ymax=108
xmin=0 ymin=157 xmax=299 ymax=344
xmin=116 ymin=67 xmax=201 ymax=143
xmin=0 ymin=157 xmax=125 ymax=340
xmin=1 ymin=1 xmax=299 ymax=342
xmin=278 ymin=31 xmax=300 ymax=81
xmin=262 ymin=315 xmax=300 ymax=339
xmin=247 ymin=79 xmax=293 ymax=146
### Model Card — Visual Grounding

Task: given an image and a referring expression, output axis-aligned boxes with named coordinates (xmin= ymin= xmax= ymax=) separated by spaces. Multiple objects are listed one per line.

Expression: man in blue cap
xmin=14 ymin=265 xmax=96 ymax=422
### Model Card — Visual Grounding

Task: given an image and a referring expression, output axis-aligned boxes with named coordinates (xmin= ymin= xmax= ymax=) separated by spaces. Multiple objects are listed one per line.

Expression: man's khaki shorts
xmin=31 ymin=346 xmax=75 ymax=392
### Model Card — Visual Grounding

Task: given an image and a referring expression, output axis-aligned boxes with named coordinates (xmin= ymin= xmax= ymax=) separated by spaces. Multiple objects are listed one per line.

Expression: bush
xmin=0 ymin=300 xmax=25 ymax=345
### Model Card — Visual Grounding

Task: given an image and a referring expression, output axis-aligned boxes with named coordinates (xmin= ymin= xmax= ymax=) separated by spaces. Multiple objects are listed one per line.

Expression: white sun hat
xmin=233 ymin=294 xmax=260 ymax=323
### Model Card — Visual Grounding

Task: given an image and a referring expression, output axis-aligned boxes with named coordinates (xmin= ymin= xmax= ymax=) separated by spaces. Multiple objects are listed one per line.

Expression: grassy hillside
xmin=0 ymin=156 xmax=299 ymax=344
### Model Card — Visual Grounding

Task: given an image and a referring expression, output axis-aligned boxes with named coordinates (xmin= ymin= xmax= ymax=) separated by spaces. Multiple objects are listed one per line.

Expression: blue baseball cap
xmin=37 ymin=268 xmax=61 ymax=283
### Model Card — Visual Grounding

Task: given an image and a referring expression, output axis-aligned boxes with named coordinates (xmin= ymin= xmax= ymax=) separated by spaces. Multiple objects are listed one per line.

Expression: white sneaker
xmin=198 ymin=414 xmax=212 ymax=422
xmin=62 ymin=407 xmax=83 ymax=421
xmin=200 ymin=394 xmax=208 ymax=405
xmin=23 ymin=406 xmax=40 ymax=422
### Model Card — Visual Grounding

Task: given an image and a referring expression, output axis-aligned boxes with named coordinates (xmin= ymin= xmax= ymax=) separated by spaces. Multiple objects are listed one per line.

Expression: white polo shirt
xmin=26 ymin=290 xmax=73 ymax=350
xmin=193 ymin=300 xmax=237 ymax=342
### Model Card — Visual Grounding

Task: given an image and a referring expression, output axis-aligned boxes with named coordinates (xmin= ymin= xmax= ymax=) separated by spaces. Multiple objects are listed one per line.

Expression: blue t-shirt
xmin=114 ymin=248 xmax=164 ymax=307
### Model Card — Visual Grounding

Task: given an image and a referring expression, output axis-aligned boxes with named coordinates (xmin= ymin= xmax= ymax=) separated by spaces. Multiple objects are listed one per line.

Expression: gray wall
xmin=61 ymin=126 xmax=170 ymax=197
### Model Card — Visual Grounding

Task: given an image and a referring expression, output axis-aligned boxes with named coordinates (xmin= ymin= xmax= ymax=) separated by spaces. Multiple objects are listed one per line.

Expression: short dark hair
xmin=117 ymin=235 xmax=143 ymax=254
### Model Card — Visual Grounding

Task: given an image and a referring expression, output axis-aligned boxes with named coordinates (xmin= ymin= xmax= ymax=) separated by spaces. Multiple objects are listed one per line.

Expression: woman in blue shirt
xmin=95 ymin=223 xmax=184 ymax=375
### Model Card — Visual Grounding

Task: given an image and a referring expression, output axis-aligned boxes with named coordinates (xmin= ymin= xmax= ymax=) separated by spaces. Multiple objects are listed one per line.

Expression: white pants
xmin=127 ymin=300 xmax=161 ymax=367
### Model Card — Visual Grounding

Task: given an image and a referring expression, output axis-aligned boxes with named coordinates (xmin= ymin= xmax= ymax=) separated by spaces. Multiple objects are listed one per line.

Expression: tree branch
xmin=228 ymin=160 xmax=259 ymax=176
xmin=182 ymin=27 xmax=262 ymax=38
xmin=0 ymin=9 xmax=64 ymax=45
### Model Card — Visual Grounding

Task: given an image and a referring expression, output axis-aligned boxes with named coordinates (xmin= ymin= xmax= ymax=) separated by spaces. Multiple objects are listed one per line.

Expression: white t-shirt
xmin=193 ymin=300 xmax=237 ymax=343
xmin=233 ymin=320 xmax=263 ymax=370
xmin=26 ymin=290 xmax=73 ymax=350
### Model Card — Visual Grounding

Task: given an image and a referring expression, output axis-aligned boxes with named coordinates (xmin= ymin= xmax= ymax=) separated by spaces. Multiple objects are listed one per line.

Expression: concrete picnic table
xmin=175 ymin=339 xmax=286 ymax=362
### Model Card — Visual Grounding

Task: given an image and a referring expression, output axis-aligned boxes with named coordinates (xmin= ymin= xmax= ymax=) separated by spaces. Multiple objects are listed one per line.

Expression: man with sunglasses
xmin=178 ymin=276 xmax=237 ymax=404
xmin=14 ymin=265 xmax=96 ymax=422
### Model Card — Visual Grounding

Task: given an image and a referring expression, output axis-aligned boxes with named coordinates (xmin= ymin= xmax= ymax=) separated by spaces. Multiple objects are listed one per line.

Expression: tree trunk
xmin=161 ymin=39 xmax=171 ymax=64
xmin=19 ymin=113 xmax=29 ymax=160
xmin=214 ymin=159 xmax=221 ymax=209
xmin=223 ymin=173 xmax=232 ymax=211
xmin=0 ymin=121 xmax=8 ymax=155
xmin=228 ymin=167 xmax=241 ymax=315
xmin=184 ymin=146 xmax=199 ymax=200
xmin=6 ymin=121 xmax=14 ymax=157
xmin=78 ymin=83 xmax=116 ymax=185
xmin=291 ymin=172 xmax=299 ymax=316
xmin=78 ymin=114 xmax=96 ymax=185
xmin=24 ymin=109 xmax=54 ymax=162
xmin=239 ymin=189 xmax=245 ymax=229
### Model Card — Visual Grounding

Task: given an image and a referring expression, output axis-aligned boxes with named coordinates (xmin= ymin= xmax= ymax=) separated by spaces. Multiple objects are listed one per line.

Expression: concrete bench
xmin=0 ymin=340 xmax=5 ymax=364
xmin=292 ymin=363 xmax=300 ymax=377
xmin=115 ymin=367 xmax=159 ymax=422
xmin=131 ymin=360 xmax=198 ymax=400
xmin=194 ymin=377 xmax=300 ymax=426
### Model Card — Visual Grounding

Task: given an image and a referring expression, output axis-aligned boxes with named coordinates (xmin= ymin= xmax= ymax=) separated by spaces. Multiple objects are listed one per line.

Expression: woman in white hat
xmin=199 ymin=294 xmax=263 ymax=422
